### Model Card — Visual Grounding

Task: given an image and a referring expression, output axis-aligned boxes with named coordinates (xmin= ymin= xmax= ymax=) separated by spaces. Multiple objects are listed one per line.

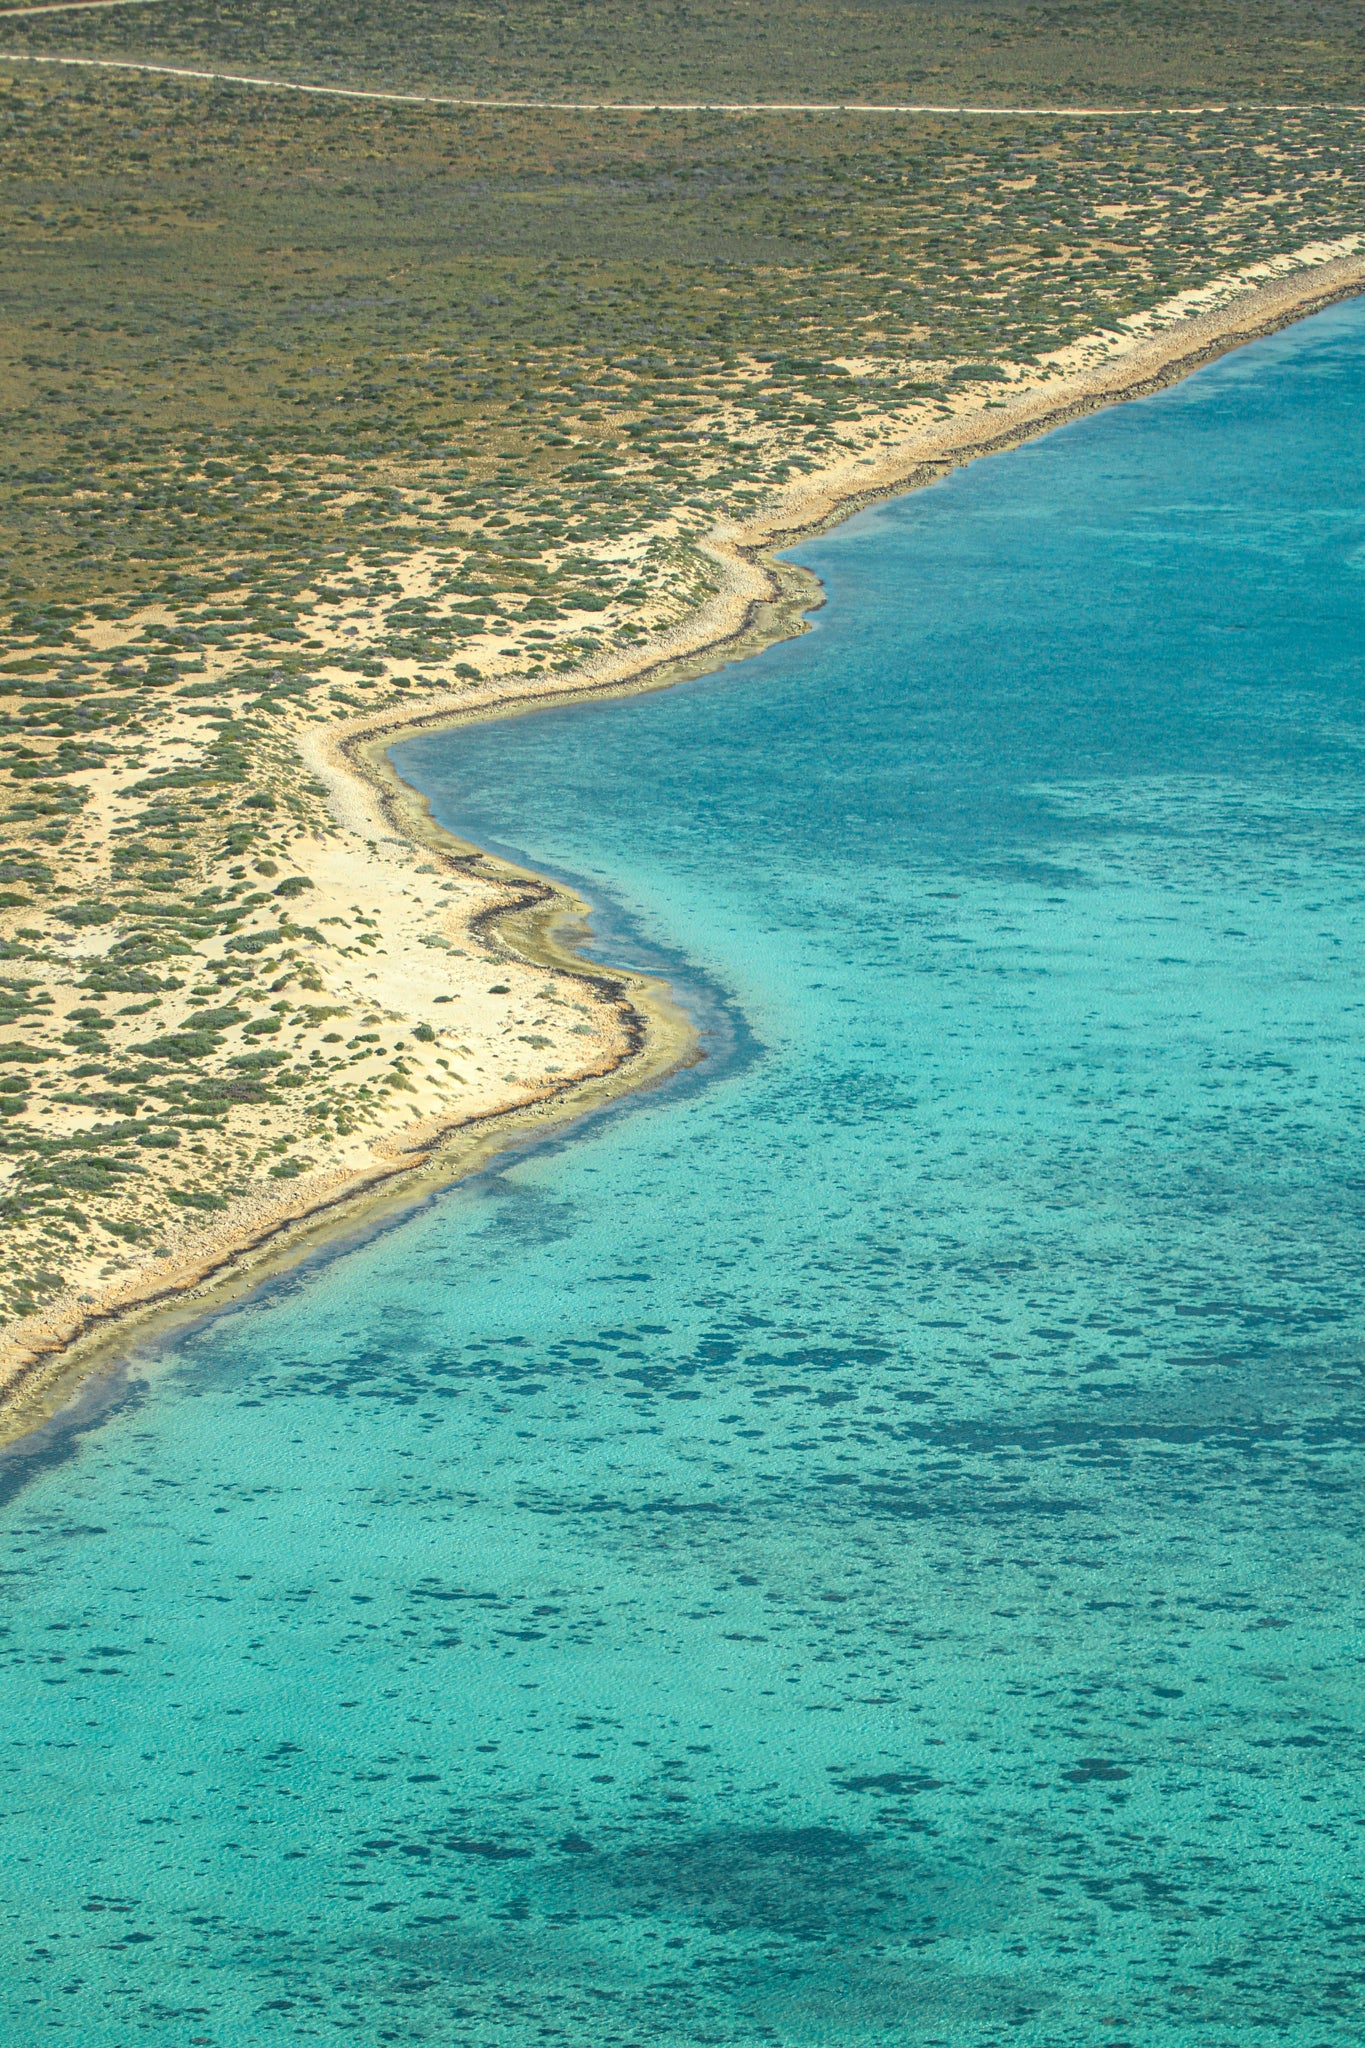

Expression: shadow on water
xmin=290 ymin=1816 xmax=1038 ymax=2039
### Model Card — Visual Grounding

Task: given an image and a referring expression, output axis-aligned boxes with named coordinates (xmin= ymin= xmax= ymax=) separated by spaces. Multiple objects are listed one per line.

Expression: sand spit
xmin=3 ymin=237 xmax=1362 ymax=1444
xmin=0 ymin=740 xmax=698 ymax=1442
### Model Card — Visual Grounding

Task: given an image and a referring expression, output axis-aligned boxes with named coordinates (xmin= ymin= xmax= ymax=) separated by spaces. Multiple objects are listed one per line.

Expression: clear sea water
xmin=6 ymin=298 xmax=1365 ymax=2046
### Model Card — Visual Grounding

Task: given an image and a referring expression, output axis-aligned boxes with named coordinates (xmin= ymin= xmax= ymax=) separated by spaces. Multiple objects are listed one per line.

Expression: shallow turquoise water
xmin=7 ymin=300 xmax=1365 ymax=2045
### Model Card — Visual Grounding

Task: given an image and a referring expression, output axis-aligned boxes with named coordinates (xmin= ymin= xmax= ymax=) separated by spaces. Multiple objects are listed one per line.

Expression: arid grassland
xmin=11 ymin=0 xmax=1365 ymax=105
xmin=2 ymin=0 xmax=1365 ymax=1393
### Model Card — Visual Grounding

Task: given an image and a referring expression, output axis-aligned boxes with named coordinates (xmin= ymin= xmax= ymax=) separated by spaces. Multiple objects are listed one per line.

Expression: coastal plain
xmin=4 ymin=0 xmax=1365 ymax=1417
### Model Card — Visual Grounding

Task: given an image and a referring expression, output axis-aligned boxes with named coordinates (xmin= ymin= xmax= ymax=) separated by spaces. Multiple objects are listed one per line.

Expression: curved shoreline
xmin=0 ymin=839 xmax=700 ymax=1446
xmin=3 ymin=242 xmax=1363 ymax=1446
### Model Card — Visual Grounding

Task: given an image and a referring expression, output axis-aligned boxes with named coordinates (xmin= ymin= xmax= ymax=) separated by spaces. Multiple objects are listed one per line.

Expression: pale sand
xmin=3 ymin=238 xmax=1363 ymax=1444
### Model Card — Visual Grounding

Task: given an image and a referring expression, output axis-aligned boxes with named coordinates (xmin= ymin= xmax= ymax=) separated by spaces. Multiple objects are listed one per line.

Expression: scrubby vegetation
xmin=10 ymin=0 xmax=1365 ymax=107
xmin=2 ymin=0 xmax=1365 ymax=1335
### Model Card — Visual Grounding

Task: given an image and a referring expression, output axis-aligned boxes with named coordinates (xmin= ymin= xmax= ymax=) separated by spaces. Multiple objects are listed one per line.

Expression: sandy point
xmin=3 ymin=235 xmax=1363 ymax=1443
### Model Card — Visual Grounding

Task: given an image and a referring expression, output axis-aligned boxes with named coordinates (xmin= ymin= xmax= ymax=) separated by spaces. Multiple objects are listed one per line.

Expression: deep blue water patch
xmin=5 ymin=299 xmax=1365 ymax=2044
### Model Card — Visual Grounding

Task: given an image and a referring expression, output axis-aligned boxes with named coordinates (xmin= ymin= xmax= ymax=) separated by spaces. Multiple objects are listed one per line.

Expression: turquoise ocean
xmin=5 ymin=298 xmax=1365 ymax=2044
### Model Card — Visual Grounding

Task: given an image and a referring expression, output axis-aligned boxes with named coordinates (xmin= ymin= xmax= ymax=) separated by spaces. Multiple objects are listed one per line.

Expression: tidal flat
xmin=3 ymin=291 xmax=1365 ymax=2044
